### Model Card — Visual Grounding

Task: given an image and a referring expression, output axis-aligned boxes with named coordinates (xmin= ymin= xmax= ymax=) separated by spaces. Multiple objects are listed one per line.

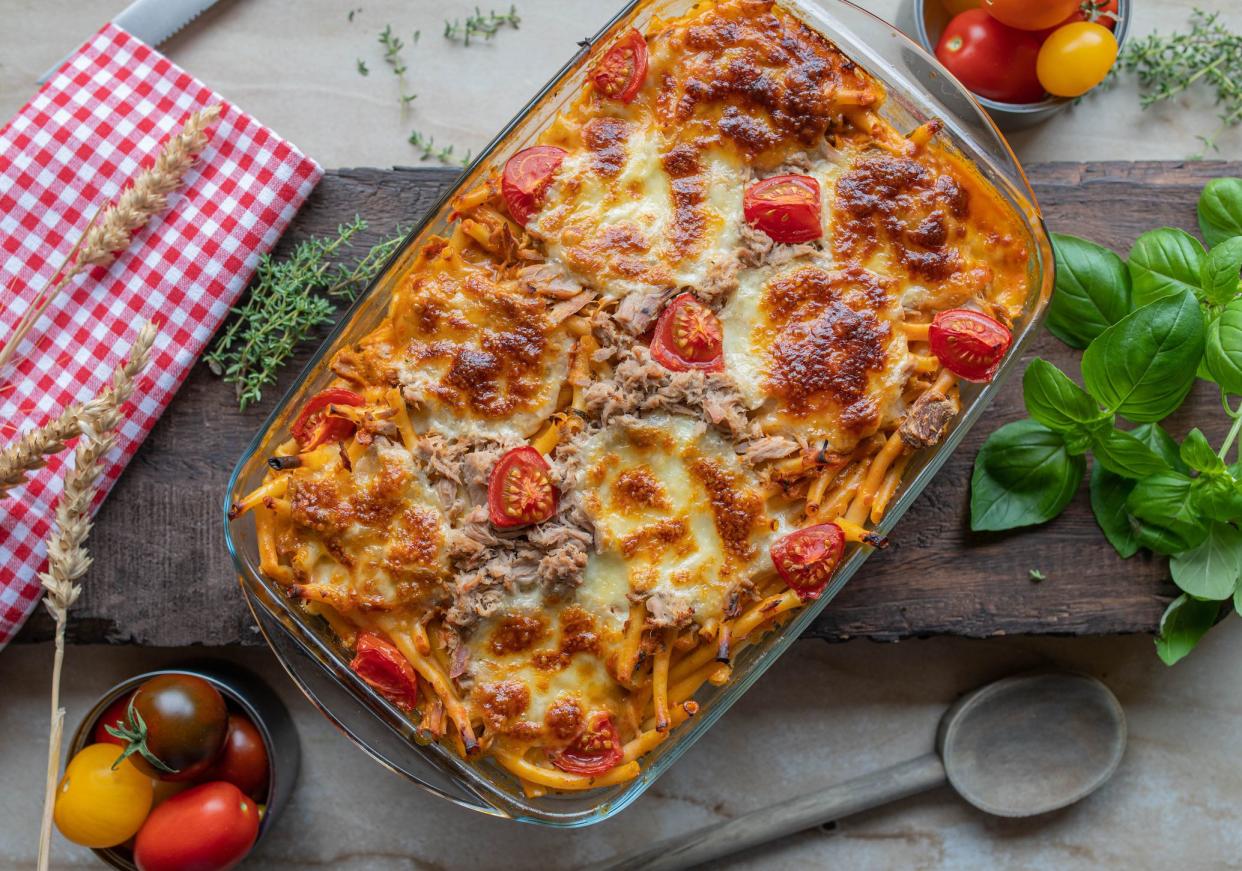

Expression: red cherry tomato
xmin=590 ymin=29 xmax=648 ymax=103
xmin=350 ymin=632 xmax=420 ymax=712
xmin=290 ymin=387 xmax=364 ymax=451
xmin=743 ymin=174 xmax=822 ymax=244
xmin=984 ymin=0 xmax=1080 ymax=30
xmin=549 ymin=712 xmax=624 ymax=776
xmin=93 ymin=692 xmax=135 ymax=747
xmin=487 ymin=446 xmax=558 ymax=528
xmin=772 ymin=523 xmax=846 ymax=602
xmin=928 ymin=308 xmax=1012 ymax=382
xmin=935 ymin=10 xmax=1046 ymax=104
xmin=133 ymin=781 xmax=260 ymax=871
xmin=501 ymin=145 xmax=567 ymax=226
xmin=650 ymin=293 xmax=724 ymax=372
xmin=202 ymin=714 xmax=270 ymax=800
xmin=108 ymin=674 xmax=229 ymax=781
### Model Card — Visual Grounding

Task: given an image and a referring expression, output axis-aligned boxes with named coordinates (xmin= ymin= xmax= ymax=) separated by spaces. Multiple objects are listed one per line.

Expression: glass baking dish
xmin=224 ymin=0 xmax=1053 ymax=827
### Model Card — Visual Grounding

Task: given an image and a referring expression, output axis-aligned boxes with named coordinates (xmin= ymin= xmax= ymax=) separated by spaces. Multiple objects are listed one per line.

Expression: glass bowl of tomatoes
xmin=62 ymin=662 xmax=299 ymax=871
xmin=899 ymin=0 xmax=1130 ymax=129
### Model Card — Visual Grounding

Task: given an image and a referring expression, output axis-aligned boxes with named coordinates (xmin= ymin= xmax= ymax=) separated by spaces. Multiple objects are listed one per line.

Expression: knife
xmin=38 ymin=0 xmax=221 ymax=84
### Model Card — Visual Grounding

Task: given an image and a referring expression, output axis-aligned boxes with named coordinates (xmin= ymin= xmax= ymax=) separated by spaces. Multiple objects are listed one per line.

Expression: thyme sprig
xmin=377 ymin=25 xmax=419 ymax=103
xmin=409 ymin=130 xmax=473 ymax=167
xmin=444 ymin=6 xmax=521 ymax=46
xmin=378 ymin=24 xmax=408 ymax=75
xmin=204 ymin=219 xmax=407 ymax=409
xmin=1117 ymin=10 xmax=1242 ymax=156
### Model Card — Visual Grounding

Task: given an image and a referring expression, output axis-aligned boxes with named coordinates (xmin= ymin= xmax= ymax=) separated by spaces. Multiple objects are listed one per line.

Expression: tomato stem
xmin=104 ymin=696 xmax=179 ymax=774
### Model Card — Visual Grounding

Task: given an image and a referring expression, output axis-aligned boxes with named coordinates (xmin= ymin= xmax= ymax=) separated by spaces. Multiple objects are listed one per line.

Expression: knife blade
xmin=38 ymin=0 xmax=221 ymax=84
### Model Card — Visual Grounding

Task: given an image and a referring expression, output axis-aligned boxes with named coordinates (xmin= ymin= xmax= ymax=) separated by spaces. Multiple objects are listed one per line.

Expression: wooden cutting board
xmin=15 ymin=160 xmax=1240 ymax=646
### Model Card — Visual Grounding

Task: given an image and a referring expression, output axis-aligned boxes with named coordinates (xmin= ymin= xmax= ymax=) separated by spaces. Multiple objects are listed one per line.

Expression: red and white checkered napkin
xmin=0 ymin=24 xmax=323 ymax=645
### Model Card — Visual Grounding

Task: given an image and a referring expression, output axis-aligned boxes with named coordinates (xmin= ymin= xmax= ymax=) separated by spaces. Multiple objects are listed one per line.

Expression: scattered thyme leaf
xmin=356 ymin=59 xmax=369 ymax=76
xmin=400 ymin=93 xmax=418 ymax=106
xmin=409 ymin=130 xmax=471 ymax=166
xmin=347 ymin=7 xmax=361 ymax=22
xmin=444 ymin=5 xmax=521 ymax=46
xmin=1117 ymin=9 xmax=1242 ymax=157
xmin=204 ymin=219 xmax=407 ymax=409
xmin=379 ymin=24 xmax=408 ymax=75
xmin=1029 ymin=569 xmax=1046 ymax=583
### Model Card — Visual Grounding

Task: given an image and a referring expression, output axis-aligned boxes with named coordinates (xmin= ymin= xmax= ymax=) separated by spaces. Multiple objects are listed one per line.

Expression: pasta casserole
xmin=233 ymin=0 xmax=1032 ymax=794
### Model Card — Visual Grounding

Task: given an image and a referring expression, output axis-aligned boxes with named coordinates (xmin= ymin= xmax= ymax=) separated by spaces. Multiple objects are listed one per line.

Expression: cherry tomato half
xmin=984 ymin=0 xmax=1079 ymax=30
xmin=350 ymin=631 xmax=420 ymax=712
xmin=1037 ymin=22 xmax=1118 ymax=98
xmin=928 ymin=308 xmax=1012 ymax=382
xmin=203 ymin=714 xmax=270 ymax=800
xmin=54 ymin=744 xmax=154 ymax=848
xmin=108 ymin=673 xmax=229 ymax=781
xmin=743 ymin=174 xmax=822 ymax=244
xmin=488 ymin=446 xmax=559 ymax=528
xmin=93 ymin=692 xmax=135 ymax=747
xmin=290 ymin=387 xmax=364 ymax=451
xmin=591 ymin=29 xmax=648 ymax=103
xmin=501 ymin=145 xmax=567 ymax=226
xmin=134 ymin=781 xmax=260 ymax=871
xmin=549 ymin=712 xmax=624 ymax=776
xmin=650 ymin=293 xmax=724 ymax=372
xmin=771 ymin=523 xmax=846 ymax=602
xmin=935 ymin=10 xmax=1046 ymax=105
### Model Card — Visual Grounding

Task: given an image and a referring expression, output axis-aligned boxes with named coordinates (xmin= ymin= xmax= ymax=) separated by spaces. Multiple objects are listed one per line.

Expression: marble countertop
xmin=2 ymin=0 xmax=1241 ymax=868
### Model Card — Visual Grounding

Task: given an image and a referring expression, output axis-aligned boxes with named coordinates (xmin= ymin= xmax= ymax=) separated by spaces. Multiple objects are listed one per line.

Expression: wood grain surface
xmin=14 ymin=160 xmax=1240 ymax=646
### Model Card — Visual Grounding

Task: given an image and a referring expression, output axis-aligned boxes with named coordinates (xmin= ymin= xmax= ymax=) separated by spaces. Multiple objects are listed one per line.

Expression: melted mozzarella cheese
xmin=721 ymin=252 xmax=911 ymax=452
xmin=577 ymin=414 xmax=775 ymax=627
xmin=383 ymin=248 xmax=572 ymax=441
xmin=530 ymin=123 xmax=747 ymax=301
xmin=466 ymin=601 xmax=629 ymax=738
xmin=289 ymin=441 xmax=449 ymax=611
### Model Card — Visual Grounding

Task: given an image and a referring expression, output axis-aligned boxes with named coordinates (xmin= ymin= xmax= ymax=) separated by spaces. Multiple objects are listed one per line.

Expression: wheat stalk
xmin=0 ymin=404 xmax=85 ymax=496
xmin=0 ymin=104 xmax=220 ymax=374
xmin=34 ymin=321 xmax=158 ymax=871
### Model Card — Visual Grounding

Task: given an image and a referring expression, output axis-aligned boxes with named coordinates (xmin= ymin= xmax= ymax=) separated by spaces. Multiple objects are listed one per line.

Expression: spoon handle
xmin=597 ymin=754 xmax=946 ymax=871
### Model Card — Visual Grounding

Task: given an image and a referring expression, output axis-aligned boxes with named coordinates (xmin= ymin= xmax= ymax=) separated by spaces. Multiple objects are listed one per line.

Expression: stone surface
xmin=5 ymin=628 xmax=1242 ymax=869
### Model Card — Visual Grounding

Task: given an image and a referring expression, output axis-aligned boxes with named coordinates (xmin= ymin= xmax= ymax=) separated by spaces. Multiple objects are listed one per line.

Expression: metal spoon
xmin=600 ymin=672 xmax=1126 ymax=871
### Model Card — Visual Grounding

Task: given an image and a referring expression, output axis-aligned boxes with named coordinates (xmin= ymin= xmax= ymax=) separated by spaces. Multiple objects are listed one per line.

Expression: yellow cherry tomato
xmin=54 ymin=744 xmax=154 ymax=848
xmin=1037 ymin=22 xmax=1119 ymax=97
xmin=943 ymin=0 xmax=982 ymax=16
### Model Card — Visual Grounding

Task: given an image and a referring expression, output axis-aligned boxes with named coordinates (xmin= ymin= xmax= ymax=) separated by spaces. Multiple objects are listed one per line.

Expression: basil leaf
xmin=1130 ymin=422 xmax=1188 ymax=473
xmin=1170 ymin=521 xmax=1242 ymax=600
xmin=1092 ymin=428 xmax=1172 ymax=479
xmin=1022 ymin=358 xmax=1105 ymax=436
xmin=1200 ymin=237 xmax=1242 ymax=306
xmin=1128 ymin=228 xmax=1205 ymax=307
xmin=1089 ymin=462 xmax=1139 ymax=559
xmin=1235 ymin=585 xmax=1242 ymax=618
xmin=970 ymin=420 xmax=1085 ymax=532
xmin=1127 ymin=471 xmax=1208 ymax=554
xmin=1205 ymin=298 xmax=1242 ymax=395
xmin=1046 ymin=233 xmax=1132 ymax=349
xmin=1155 ymin=594 xmax=1220 ymax=666
xmin=1192 ymin=475 xmax=1242 ymax=523
xmin=1081 ymin=291 xmax=1205 ymax=422
xmin=1198 ymin=177 xmax=1242 ymax=248
xmin=1180 ymin=428 xmax=1225 ymax=474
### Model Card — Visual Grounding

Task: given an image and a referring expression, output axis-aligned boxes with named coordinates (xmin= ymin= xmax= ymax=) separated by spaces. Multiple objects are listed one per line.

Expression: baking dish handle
xmin=244 ymin=589 xmax=509 ymax=817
